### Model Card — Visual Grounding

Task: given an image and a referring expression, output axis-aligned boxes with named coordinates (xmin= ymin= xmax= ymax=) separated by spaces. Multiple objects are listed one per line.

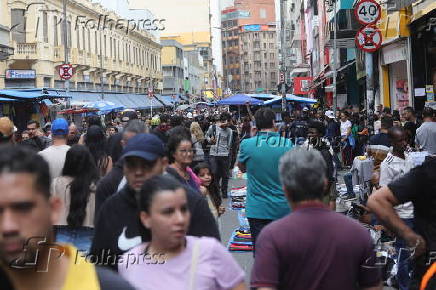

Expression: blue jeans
xmin=55 ymin=226 xmax=94 ymax=253
xmin=343 ymin=172 xmax=354 ymax=195
xmin=395 ymin=218 xmax=414 ymax=290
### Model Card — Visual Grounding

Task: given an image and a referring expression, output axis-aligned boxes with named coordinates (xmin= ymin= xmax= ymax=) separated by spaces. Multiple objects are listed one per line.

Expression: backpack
xmin=290 ymin=120 xmax=308 ymax=138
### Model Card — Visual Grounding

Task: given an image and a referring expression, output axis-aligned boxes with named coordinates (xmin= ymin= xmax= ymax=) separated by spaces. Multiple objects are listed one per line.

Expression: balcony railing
xmin=13 ymin=43 xmax=38 ymax=59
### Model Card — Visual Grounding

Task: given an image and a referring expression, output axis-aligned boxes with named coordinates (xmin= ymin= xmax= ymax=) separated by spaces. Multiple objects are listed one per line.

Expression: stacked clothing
xmin=228 ymin=228 xmax=253 ymax=252
xmin=229 ymin=187 xmax=247 ymax=210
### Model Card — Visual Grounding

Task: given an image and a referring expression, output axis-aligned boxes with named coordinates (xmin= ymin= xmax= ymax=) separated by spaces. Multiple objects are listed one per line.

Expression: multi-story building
xmin=0 ymin=1 xmax=14 ymax=68
xmin=162 ymin=33 xmax=214 ymax=96
xmin=240 ymin=26 xmax=278 ymax=93
xmin=184 ymin=50 xmax=207 ymax=97
xmin=161 ymin=39 xmax=184 ymax=95
xmin=2 ymin=0 xmax=162 ymax=93
xmin=221 ymin=0 xmax=277 ymax=94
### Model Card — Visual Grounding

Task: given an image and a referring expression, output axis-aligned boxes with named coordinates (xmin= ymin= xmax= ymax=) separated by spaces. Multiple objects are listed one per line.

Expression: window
xmin=94 ymin=31 xmax=98 ymax=54
xmin=67 ymin=21 xmax=72 ymax=48
xmin=43 ymin=12 xmax=48 ymax=43
xmin=264 ymin=62 xmax=267 ymax=68
xmin=104 ymin=35 xmax=106 ymax=57
xmin=76 ymin=26 xmax=80 ymax=49
xmin=260 ymin=8 xmax=266 ymax=19
xmin=270 ymin=53 xmax=274 ymax=59
xmin=82 ymin=27 xmax=86 ymax=51
xmin=53 ymin=16 xmax=58 ymax=46
xmin=88 ymin=29 xmax=91 ymax=52
xmin=263 ymin=43 xmax=266 ymax=49
xmin=109 ymin=37 xmax=112 ymax=58
xmin=11 ymin=9 xmax=26 ymax=43
xmin=270 ymin=62 xmax=275 ymax=68
xmin=264 ymin=52 xmax=267 ymax=58
xmin=269 ymin=43 xmax=274 ymax=48
xmin=271 ymin=72 xmax=276 ymax=80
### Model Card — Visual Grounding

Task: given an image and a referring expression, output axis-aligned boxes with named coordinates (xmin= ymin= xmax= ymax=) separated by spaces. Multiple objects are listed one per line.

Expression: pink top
xmin=187 ymin=167 xmax=202 ymax=188
xmin=118 ymin=236 xmax=245 ymax=290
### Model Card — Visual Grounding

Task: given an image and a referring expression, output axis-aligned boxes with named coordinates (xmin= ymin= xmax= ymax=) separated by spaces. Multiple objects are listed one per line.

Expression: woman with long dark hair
xmin=118 ymin=175 xmax=245 ymax=290
xmin=84 ymin=125 xmax=112 ymax=177
xmin=52 ymin=145 xmax=100 ymax=252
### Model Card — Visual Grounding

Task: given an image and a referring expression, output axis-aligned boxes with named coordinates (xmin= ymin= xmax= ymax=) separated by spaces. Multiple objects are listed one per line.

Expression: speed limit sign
xmin=354 ymin=0 xmax=381 ymax=25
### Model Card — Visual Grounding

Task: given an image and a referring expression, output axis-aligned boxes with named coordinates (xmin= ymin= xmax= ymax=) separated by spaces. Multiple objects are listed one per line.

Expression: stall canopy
xmin=216 ymin=94 xmax=264 ymax=106
xmin=69 ymin=92 xmax=163 ymax=110
xmin=0 ymin=89 xmax=70 ymax=101
xmin=155 ymin=95 xmax=176 ymax=107
xmin=263 ymin=94 xmax=317 ymax=105
xmin=84 ymin=101 xmax=125 ymax=115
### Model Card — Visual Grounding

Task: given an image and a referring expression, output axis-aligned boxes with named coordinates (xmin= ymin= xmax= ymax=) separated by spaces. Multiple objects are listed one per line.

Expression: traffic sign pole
xmin=354 ymin=0 xmax=381 ymax=133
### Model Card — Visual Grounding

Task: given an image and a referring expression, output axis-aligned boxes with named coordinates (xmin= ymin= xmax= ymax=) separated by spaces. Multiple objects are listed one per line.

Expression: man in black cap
xmin=90 ymin=133 xmax=219 ymax=270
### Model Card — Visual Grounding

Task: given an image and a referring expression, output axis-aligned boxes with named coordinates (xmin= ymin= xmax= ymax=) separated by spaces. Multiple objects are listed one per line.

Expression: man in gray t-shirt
xmin=415 ymin=107 xmax=436 ymax=154
xmin=206 ymin=112 xmax=233 ymax=198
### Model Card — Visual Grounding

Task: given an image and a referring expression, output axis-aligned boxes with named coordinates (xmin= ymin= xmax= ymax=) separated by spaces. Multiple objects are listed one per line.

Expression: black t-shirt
xmin=369 ymin=133 xmax=391 ymax=147
xmin=388 ymin=157 xmax=436 ymax=253
xmin=95 ymin=160 xmax=124 ymax=216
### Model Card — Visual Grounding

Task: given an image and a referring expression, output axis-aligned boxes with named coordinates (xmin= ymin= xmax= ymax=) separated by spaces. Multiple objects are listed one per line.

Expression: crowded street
xmin=0 ymin=0 xmax=436 ymax=289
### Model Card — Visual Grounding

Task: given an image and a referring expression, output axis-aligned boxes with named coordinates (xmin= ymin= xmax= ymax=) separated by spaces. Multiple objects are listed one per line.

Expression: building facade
xmin=161 ymin=39 xmax=184 ymax=95
xmin=2 ymin=0 xmax=162 ymax=93
xmin=0 ymin=0 xmax=13 ymax=65
xmin=221 ymin=0 xmax=277 ymax=94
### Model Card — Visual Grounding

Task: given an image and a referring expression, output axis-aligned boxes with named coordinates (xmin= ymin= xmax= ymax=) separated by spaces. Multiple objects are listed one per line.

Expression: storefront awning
xmin=0 ymin=89 xmax=71 ymax=101
xmin=69 ymin=91 xmax=163 ymax=110
xmin=154 ymin=95 xmax=174 ymax=107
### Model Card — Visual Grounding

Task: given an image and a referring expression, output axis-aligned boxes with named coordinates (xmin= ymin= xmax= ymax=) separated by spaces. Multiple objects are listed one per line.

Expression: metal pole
xmin=333 ymin=0 xmax=338 ymax=115
xmin=100 ymin=31 xmax=104 ymax=100
xmin=63 ymin=0 xmax=70 ymax=109
xmin=365 ymin=52 xmax=374 ymax=130
xmin=280 ymin=0 xmax=287 ymax=111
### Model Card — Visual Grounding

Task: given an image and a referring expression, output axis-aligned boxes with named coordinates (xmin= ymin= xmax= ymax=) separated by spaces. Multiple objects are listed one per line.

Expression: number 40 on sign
xmin=354 ymin=0 xmax=381 ymax=25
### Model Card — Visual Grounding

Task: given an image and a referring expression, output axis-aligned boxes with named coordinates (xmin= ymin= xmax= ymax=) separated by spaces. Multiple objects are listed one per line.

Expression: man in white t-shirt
xmin=39 ymin=118 xmax=70 ymax=180
xmin=379 ymin=126 xmax=414 ymax=290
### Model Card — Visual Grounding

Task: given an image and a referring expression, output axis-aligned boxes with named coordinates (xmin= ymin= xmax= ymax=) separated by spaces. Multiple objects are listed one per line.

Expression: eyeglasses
xmin=177 ymin=149 xmax=194 ymax=154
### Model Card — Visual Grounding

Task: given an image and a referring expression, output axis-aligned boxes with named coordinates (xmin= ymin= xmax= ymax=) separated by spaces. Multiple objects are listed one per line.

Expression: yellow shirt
xmin=61 ymin=244 xmax=100 ymax=290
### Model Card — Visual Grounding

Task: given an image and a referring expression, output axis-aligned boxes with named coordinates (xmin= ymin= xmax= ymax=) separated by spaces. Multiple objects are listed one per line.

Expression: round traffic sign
xmin=355 ymin=25 xmax=382 ymax=53
xmin=354 ymin=0 xmax=381 ymax=25
xmin=59 ymin=64 xmax=73 ymax=80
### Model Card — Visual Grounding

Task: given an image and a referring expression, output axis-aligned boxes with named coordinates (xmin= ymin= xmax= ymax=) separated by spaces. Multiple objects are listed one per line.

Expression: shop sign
xmin=381 ymin=41 xmax=407 ymax=65
xmin=5 ymin=69 xmax=36 ymax=79
xmin=293 ymin=77 xmax=313 ymax=95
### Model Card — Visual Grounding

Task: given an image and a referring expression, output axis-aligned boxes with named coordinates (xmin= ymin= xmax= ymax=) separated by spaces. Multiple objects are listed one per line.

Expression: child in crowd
xmin=193 ymin=163 xmax=225 ymax=220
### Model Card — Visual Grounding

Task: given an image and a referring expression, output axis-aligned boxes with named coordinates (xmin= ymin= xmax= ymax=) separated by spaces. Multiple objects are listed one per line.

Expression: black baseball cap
xmin=121 ymin=133 xmax=165 ymax=161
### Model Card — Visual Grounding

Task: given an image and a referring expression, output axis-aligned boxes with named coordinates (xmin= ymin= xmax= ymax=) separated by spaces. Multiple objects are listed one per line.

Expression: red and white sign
xmin=354 ymin=0 xmax=381 ymax=25
xmin=355 ymin=25 xmax=382 ymax=53
xmin=293 ymin=77 xmax=313 ymax=95
xmin=59 ymin=64 xmax=73 ymax=80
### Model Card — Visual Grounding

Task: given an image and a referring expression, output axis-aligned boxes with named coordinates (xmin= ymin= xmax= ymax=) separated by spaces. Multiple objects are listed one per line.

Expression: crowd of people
xmin=0 ymin=103 xmax=434 ymax=290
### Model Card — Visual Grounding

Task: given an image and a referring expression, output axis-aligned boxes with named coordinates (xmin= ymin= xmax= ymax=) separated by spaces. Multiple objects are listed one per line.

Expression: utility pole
xmin=63 ymin=0 xmax=70 ymax=108
xmin=280 ymin=0 xmax=287 ymax=111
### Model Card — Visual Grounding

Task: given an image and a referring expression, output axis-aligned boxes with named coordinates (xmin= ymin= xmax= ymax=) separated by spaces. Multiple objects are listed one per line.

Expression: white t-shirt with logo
xmin=379 ymin=152 xmax=414 ymax=219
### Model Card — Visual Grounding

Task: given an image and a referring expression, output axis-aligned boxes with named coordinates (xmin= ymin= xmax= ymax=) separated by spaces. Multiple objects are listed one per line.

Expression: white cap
xmin=186 ymin=112 xmax=193 ymax=119
xmin=302 ymin=107 xmax=309 ymax=112
xmin=325 ymin=110 xmax=335 ymax=119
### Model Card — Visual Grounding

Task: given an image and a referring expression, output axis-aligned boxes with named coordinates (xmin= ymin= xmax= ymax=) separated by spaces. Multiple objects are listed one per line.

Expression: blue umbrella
xmin=84 ymin=101 xmax=125 ymax=115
